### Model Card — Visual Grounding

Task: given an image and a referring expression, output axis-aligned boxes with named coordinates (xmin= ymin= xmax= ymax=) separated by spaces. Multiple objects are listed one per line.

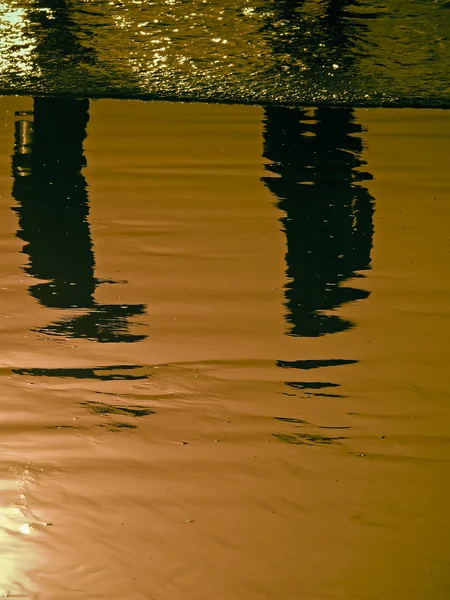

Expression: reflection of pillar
xmin=262 ymin=106 xmax=374 ymax=337
xmin=13 ymin=98 xmax=95 ymax=309
xmin=11 ymin=98 xmax=146 ymax=343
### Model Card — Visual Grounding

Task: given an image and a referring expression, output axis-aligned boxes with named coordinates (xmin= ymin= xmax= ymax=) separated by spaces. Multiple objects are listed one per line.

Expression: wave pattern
xmin=0 ymin=0 xmax=449 ymax=105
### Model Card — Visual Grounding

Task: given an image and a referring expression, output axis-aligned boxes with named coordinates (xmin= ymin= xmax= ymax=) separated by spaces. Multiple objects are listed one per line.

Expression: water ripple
xmin=0 ymin=0 xmax=448 ymax=105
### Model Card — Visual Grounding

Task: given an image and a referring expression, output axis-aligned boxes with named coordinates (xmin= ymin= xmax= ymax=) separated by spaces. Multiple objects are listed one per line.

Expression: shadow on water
xmin=11 ymin=98 xmax=146 ymax=343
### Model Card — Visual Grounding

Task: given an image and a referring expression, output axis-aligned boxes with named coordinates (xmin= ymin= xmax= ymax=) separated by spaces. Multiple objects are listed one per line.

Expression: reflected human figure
xmin=11 ymin=98 xmax=146 ymax=343
xmin=262 ymin=106 xmax=374 ymax=337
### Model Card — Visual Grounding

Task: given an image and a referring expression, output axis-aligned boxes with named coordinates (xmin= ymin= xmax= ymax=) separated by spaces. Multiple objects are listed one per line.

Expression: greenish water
xmin=0 ymin=0 xmax=449 ymax=105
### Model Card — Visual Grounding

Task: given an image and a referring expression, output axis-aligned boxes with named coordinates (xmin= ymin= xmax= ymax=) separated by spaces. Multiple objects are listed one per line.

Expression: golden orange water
xmin=0 ymin=98 xmax=449 ymax=599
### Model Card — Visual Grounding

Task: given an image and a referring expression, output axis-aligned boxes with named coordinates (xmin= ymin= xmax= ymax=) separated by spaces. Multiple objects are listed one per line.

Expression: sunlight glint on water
xmin=0 ymin=0 xmax=449 ymax=105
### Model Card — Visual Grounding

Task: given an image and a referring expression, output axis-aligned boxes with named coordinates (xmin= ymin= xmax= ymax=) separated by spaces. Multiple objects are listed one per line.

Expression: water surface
xmin=0 ymin=0 xmax=449 ymax=105
xmin=0 ymin=98 xmax=450 ymax=598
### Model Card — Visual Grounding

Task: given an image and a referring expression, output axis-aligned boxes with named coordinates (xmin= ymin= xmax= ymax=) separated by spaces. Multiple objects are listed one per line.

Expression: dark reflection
xmin=263 ymin=2 xmax=376 ymax=423
xmin=82 ymin=397 xmax=155 ymax=433
xmin=12 ymin=98 xmax=94 ymax=308
xmin=277 ymin=358 xmax=357 ymax=370
xmin=13 ymin=364 xmax=151 ymax=381
xmin=285 ymin=380 xmax=344 ymax=398
xmin=273 ymin=405 xmax=349 ymax=447
xmin=263 ymin=106 xmax=374 ymax=337
xmin=41 ymin=303 xmax=146 ymax=343
xmin=266 ymin=107 xmax=375 ymax=409
xmin=263 ymin=0 xmax=375 ymax=338
xmin=81 ymin=400 xmax=154 ymax=417
xmin=273 ymin=432 xmax=346 ymax=446
xmin=44 ymin=400 xmax=154 ymax=433
xmin=286 ymin=381 xmax=340 ymax=390
xmin=275 ymin=416 xmax=349 ymax=429
xmin=11 ymin=98 xmax=146 ymax=342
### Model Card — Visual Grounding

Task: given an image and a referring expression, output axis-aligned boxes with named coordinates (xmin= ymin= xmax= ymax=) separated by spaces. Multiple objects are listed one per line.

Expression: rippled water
xmin=1 ymin=96 xmax=450 ymax=598
xmin=0 ymin=0 xmax=449 ymax=105
xmin=1 ymin=2 xmax=450 ymax=596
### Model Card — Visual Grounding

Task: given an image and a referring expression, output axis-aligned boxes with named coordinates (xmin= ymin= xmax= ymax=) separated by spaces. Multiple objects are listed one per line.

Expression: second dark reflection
xmin=11 ymin=98 xmax=146 ymax=343
xmin=262 ymin=0 xmax=375 ymax=338
xmin=263 ymin=106 xmax=374 ymax=337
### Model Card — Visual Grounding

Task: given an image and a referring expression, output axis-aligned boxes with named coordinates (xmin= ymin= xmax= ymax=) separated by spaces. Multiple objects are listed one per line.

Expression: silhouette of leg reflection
xmin=12 ymin=98 xmax=146 ymax=343
xmin=262 ymin=106 xmax=374 ymax=337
